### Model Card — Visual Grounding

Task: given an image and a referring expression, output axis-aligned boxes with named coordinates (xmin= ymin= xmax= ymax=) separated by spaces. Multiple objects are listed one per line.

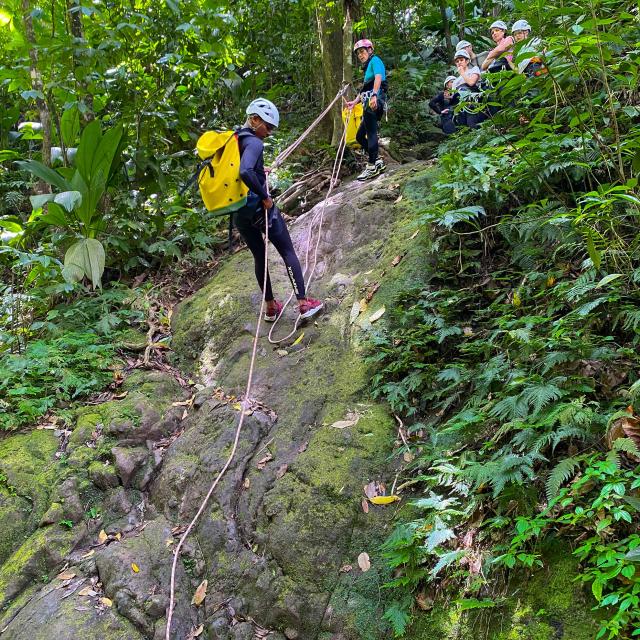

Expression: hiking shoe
xmin=357 ymin=163 xmax=377 ymax=181
xmin=374 ymin=157 xmax=386 ymax=174
xmin=298 ymin=298 xmax=323 ymax=319
xmin=264 ymin=300 xmax=283 ymax=322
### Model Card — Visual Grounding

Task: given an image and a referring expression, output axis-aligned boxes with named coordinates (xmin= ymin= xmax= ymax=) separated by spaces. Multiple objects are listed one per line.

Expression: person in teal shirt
xmin=346 ymin=38 xmax=388 ymax=181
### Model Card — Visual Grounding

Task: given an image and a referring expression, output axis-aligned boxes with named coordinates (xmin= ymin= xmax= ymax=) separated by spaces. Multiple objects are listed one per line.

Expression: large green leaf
xmin=60 ymin=106 xmax=80 ymax=147
xmin=73 ymin=122 xmax=123 ymax=231
xmin=16 ymin=160 xmax=72 ymax=192
xmin=62 ymin=238 xmax=105 ymax=289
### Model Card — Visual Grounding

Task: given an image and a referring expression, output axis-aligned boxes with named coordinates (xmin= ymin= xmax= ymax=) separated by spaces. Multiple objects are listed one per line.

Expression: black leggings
xmin=233 ymin=200 xmax=306 ymax=301
xmin=356 ymin=104 xmax=383 ymax=163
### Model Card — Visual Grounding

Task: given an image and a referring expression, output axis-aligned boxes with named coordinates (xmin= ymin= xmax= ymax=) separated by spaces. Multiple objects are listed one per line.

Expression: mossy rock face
xmin=0 ymin=431 xmax=58 ymax=565
xmin=0 ymin=576 xmax=145 ymax=640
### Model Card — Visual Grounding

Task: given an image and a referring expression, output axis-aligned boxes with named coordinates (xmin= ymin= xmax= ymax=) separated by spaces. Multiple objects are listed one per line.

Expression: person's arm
xmin=369 ymin=74 xmax=383 ymax=110
xmin=239 ymin=137 xmax=270 ymax=206
xmin=482 ymin=37 xmax=514 ymax=70
xmin=429 ymin=93 xmax=443 ymax=114
xmin=461 ymin=70 xmax=480 ymax=86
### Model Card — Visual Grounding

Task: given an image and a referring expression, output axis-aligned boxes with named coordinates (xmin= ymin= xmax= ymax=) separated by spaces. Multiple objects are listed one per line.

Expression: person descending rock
xmin=453 ymin=50 xmax=485 ymax=128
xmin=481 ymin=20 xmax=515 ymax=72
xmin=346 ymin=39 xmax=388 ymax=181
xmin=234 ymin=98 xmax=323 ymax=321
xmin=429 ymin=75 xmax=458 ymax=134
xmin=512 ymin=20 xmax=547 ymax=77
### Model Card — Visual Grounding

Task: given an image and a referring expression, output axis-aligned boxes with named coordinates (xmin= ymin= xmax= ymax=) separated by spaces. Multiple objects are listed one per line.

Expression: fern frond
xmin=546 ymin=456 xmax=582 ymax=501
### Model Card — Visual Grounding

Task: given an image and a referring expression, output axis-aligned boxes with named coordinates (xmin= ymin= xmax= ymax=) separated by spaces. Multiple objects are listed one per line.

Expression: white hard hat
xmin=454 ymin=49 xmax=471 ymax=60
xmin=512 ymin=19 xmax=532 ymax=32
xmin=490 ymin=20 xmax=508 ymax=31
xmin=444 ymin=75 xmax=456 ymax=87
xmin=246 ymin=98 xmax=280 ymax=128
xmin=456 ymin=40 xmax=472 ymax=50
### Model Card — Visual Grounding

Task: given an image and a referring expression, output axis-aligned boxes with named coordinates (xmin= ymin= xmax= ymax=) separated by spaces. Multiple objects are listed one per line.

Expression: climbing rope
xmin=267 ymin=109 xmax=351 ymax=344
xmin=165 ymin=90 xmax=352 ymax=640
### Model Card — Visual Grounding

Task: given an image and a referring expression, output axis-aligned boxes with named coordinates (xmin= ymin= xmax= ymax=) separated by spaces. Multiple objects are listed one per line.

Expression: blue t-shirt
xmin=364 ymin=55 xmax=386 ymax=83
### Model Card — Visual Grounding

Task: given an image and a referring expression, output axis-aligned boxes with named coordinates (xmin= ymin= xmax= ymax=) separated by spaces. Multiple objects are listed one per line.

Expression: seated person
xmin=455 ymin=40 xmax=480 ymax=68
xmin=429 ymin=75 xmax=458 ymax=134
xmin=481 ymin=20 xmax=515 ymax=72
xmin=512 ymin=19 xmax=547 ymax=77
xmin=453 ymin=50 xmax=486 ymax=128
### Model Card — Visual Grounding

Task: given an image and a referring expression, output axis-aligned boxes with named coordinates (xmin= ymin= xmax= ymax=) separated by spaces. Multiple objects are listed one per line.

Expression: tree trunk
xmin=22 ymin=0 xmax=52 ymax=168
xmin=66 ymin=0 xmax=94 ymax=122
xmin=438 ymin=0 xmax=454 ymax=61
xmin=458 ymin=0 xmax=466 ymax=39
xmin=316 ymin=0 xmax=344 ymax=145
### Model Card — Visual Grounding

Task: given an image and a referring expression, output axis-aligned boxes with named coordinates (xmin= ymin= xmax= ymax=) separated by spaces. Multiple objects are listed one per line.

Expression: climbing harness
xmin=165 ymin=87 xmax=353 ymax=639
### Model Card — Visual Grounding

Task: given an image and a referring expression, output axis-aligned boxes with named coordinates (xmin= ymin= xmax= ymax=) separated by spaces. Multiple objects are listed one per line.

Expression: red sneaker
xmin=298 ymin=298 xmax=323 ymax=319
xmin=264 ymin=299 xmax=283 ymax=322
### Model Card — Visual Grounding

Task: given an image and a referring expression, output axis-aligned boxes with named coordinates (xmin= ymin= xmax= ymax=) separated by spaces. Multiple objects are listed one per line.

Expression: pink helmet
xmin=354 ymin=38 xmax=373 ymax=52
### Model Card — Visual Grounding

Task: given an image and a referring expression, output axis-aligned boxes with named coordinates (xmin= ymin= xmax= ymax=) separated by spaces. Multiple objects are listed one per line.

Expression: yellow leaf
xmin=291 ymin=332 xmax=305 ymax=346
xmin=546 ymin=276 xmax=556 ymax=287
xmin=100 ymin=597 xmax=113 ymax=607
xmin=165 ymin=538 xmax=174 ymax=547
xmin=192 ymin=579 xmax=208 ymax=606
xmin=78 ymin=586 xmax=96 ymax=597
xmin=115 ymin=532 xmax=122 ymax=541
xmin=369 ymin=495 xmax=401 ymax=505
xmin=131 ymin=563 xmax=140 ymax=573
xmin=512 ymin=291 xmax=522 ymax=307
xmin=98 ymin=529 xmax=108 ymax=544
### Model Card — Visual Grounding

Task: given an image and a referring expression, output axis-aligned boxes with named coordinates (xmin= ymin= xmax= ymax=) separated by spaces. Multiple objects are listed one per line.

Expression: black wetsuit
xmin=233 ymin=128 xmax=306 ymax=301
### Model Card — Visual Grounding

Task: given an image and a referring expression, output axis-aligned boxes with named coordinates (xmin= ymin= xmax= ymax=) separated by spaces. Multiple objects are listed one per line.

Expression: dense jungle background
xmin=1 ymin=0 xmax=640 ymax=639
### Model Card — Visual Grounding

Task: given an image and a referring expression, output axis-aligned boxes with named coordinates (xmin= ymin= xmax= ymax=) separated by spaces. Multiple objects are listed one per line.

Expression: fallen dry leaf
xmin=56 ymin=570 xmax=77 ymax=581
xmin=78 ymin=587 xmax=97 ymax=597
xmin=277 ymin=349 xmax=288 ymax=357
xmin=113 ymin=391 xmax=129 ymax=399
xmin=115 ymin=532 xmax=122 ymax=541
xmin=80 ymin=549 xmax=95 ymax=559
xmin=276 ymin=464 xmax=288 ymax=479
xmin=99 ymin=597 xmax=113 ymax=607
xmin=257 ymin=452 xmax=273 ymax=470
xmin=369 ymin=495 xmax=400 ymax=505
xmin=403 ymin=451 xmax=415 ymax=463
xmin=97 ymin=530 xmax=108 ymax=545
xmin=361 ymin=497 xmax=369 ymax=514
xmin=165 ymin=538 xmax=174 ymax=547
xmin=391 ymin=254 xmax=403 ymax=267
xmin=606 ymin=410 xmax=640 ymax=460
xmin=187 ymin=624 xmax=204 ymax=639
xmin=416 ymin=591 xmax=434 ymax=611
xmin=359 ymin=298 xmax=368 ymax=313
xmin=192 ymin=579 xmax=208 ymax=606
xmin=463 ymin=326 xmax=473 ymax=336
xmin=298 ymin=442 xmax=308 ymax=453
xmin=331 ymin=416 xmax=359 ymax=429
xmin=131 ymin=563 xmax=140 ymax=573
xmin=363 ymin=481 xmax=385 ymax=499
xmin=243 ymin=477 xmax=251 ymax=489
xmin=172 ymin=397 xmax=194 ymax=407
xmin=365 ymin=281 xmax=381 ymax=302
xmin=369 ymin=307 xmax=386 ymax=323
xmin=394 ymin=194 xmax=403 ymax=203
xmin=410 ymin=229 xmax=420 ymax=240
xmin=358 ymin=552 xmax=371 ymax=572
xmin=339 ymin=564 xmax=353 ymax=573
xmin=349 ymin=301 xmax=361 ymax=324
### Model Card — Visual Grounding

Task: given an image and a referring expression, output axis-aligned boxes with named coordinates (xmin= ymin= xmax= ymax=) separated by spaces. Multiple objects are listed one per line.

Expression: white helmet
xmin=456 ymin=40 xmax=472 ymax=50
xmin=246 ymin=98 xmax=280 ymax=128
xmin=490 ymin=20 xmax=508 ymax=31
xmin=512 ymin=19 xmax=532 ymax=32
xmin=454 ymin=49 xmax=471 ymax=60
xmin=444 ymin=75 xmax=456 ymax=87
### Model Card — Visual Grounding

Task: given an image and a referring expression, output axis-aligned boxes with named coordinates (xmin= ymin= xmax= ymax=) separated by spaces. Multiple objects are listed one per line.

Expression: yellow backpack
xmin=342 ymin=103 xmax=363 ymax=147
xmin=194 ymin=130 xmax=249 ymax=213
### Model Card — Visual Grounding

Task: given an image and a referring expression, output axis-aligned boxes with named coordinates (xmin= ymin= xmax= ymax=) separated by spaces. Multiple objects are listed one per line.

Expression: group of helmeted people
xmin=429 ymin=19 xmax=546 ymax=134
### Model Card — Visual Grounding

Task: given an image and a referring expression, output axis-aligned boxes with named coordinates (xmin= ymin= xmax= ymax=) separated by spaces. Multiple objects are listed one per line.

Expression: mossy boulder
xmin=0 ymin=431 xmax=58 ymax=565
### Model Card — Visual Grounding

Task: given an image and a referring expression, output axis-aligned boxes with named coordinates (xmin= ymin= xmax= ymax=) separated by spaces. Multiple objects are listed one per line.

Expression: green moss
xmin=0 ymin=431 xmax=58 ymax=565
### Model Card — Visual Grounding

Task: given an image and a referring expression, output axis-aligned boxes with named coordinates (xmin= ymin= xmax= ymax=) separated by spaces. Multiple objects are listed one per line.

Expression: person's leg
xmin=355 ymin=118 xmax=368 ymax=152
xmin=363 ymin=108 xmax=379 ymax=163
xmin=233 ymin=206 xmax=274 ymax=301
xmin=267 ymin=209 xmax=306 ymax=300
